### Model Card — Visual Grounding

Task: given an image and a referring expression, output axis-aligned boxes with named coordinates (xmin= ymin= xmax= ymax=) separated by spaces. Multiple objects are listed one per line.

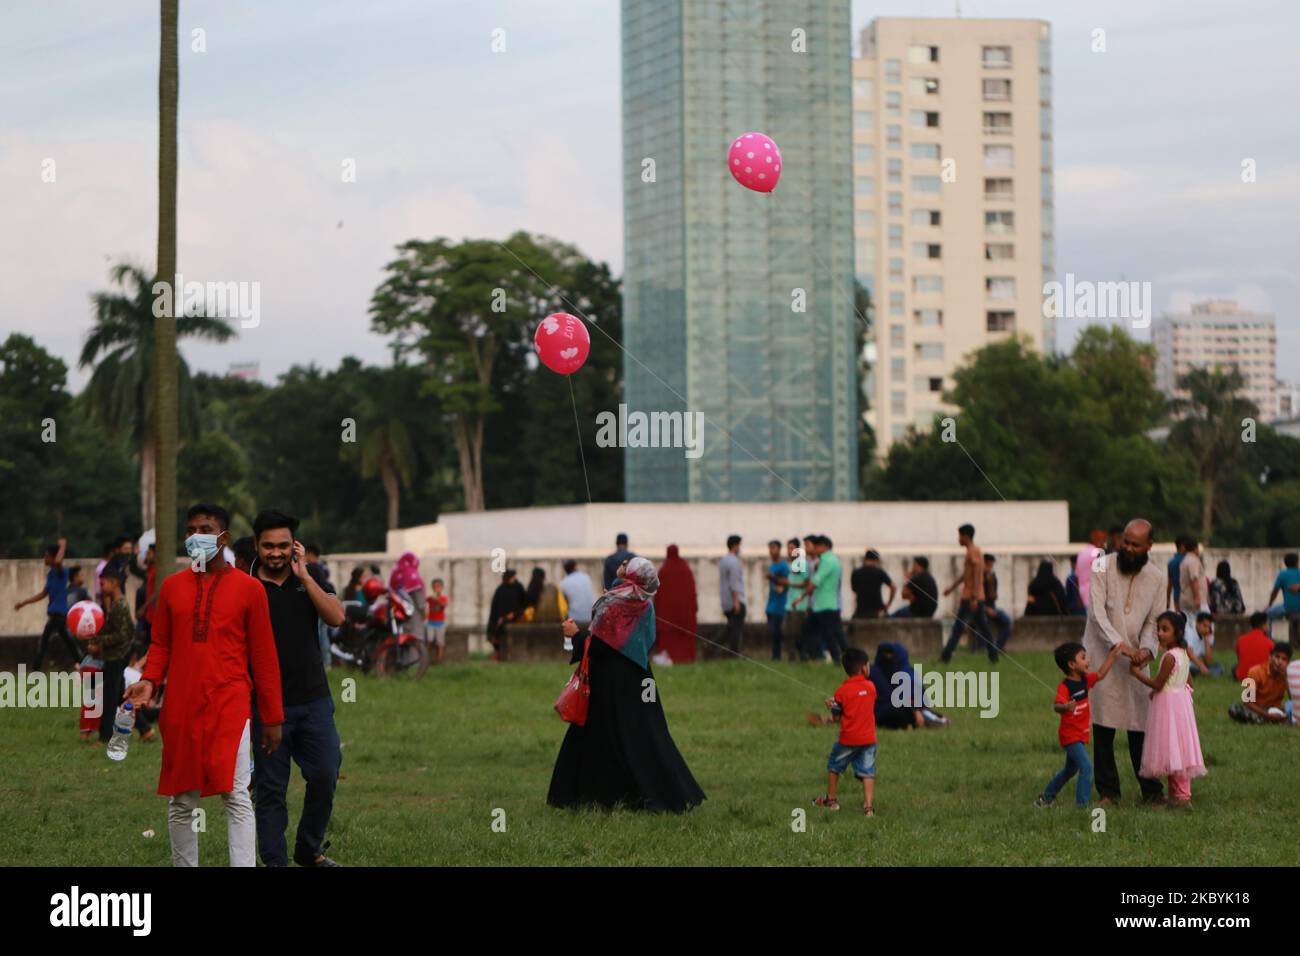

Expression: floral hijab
xmin=590 ymin=556 xmax=659 ymax=667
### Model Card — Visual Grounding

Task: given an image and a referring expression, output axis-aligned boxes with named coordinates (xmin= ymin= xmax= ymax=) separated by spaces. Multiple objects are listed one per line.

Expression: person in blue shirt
xmin=1267 ymin=552 xmax=1300 ymax=643
xmin=764 ymin=540 xmax=791 ymax=660
xmin=14 ymin=538 xmax=83 ymax=671
xmin=1165 ymin=535 xmax=1187 ymax=611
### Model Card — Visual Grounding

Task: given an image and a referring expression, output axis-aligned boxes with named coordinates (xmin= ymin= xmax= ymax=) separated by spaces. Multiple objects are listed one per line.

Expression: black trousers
xmin=1092 ymin=723 xmax=1163 ymax=801
xmin=34 ymin=612 xmax=82 ymax=669
xmin=723 ymin=605 xmax=746 ymax=655
xmin=97 ymin=658 xmax=126 ymax=741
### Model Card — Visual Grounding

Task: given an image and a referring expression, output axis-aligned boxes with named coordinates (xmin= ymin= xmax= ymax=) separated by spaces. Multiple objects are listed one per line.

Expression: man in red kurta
xmin=125 ymin=503 xmax=283 ymax=867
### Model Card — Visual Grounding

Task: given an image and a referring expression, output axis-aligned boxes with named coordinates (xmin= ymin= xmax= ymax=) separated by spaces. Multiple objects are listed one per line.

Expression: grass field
xmin=2 ymin=650 xmax=1296 ymax=866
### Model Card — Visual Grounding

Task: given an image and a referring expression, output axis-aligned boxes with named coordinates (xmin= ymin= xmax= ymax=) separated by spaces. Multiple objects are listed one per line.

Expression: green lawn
xmin=2 ymin=651 xmax=1295 ymax=866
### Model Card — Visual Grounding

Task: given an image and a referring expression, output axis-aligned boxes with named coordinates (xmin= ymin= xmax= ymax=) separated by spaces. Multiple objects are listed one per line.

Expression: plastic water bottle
xmin=106 ymin=703 xmax=135 ymax=762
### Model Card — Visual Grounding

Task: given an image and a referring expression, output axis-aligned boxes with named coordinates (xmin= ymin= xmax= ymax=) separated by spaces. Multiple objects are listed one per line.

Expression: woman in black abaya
xmin=547 ymin=557 xmax=705 ymax=813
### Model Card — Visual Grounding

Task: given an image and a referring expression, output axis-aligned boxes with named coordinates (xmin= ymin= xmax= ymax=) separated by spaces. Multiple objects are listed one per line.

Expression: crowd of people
xmin=16 ymin=511 xmax=1299 ymax=839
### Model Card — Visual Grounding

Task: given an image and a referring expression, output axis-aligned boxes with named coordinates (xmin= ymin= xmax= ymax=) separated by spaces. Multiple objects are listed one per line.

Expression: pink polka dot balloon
xmin=534 ymin=312 xmax=591 ymax=375
xmin=727 ymin=132 xmax=782 ymax=192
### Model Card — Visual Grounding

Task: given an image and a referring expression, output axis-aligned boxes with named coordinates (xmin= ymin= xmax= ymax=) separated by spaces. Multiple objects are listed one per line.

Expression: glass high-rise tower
xmin=621 ymin=0 xmax=858 ymax=502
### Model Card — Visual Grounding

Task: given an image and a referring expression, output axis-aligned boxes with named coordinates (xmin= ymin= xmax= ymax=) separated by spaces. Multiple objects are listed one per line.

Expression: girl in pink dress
xmin=1131 ymin=611 xmax=1206 ymax=806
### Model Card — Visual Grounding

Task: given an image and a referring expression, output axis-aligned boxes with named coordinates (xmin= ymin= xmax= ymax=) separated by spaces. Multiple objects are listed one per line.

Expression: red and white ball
xmin=67 ymin=600 xmax=104 ymax=638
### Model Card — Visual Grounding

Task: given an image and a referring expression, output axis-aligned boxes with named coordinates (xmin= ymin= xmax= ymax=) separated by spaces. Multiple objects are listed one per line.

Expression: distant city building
xmin=227 ymin=361 xmax=259 ymax=381
xmin=1276 ymin=378 xmax=1299 ymax=420
xmin=621 ymin=0 xmax=858 ymax=502
xmin=1152 ymin=300 xmax=1277 ymax=419
xmin=853 ymin=17 xmax=1054 ymax=452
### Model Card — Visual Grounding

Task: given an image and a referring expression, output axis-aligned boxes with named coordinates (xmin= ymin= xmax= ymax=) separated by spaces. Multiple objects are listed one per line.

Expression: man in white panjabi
xmin=1081 ymin=518 xmax=1166 ymax=805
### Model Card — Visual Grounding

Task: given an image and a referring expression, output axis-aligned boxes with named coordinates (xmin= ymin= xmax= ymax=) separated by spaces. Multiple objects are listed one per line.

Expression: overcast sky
xmin=2 ymin=0 xmax=1296 ymax=390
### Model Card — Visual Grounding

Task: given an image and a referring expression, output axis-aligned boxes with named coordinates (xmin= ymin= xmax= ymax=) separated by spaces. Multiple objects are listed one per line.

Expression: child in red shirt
xmin=813 ymin=648 xmax=878 ymax=816
xmin=1035 ymin=640 xmax=1123 ymax=809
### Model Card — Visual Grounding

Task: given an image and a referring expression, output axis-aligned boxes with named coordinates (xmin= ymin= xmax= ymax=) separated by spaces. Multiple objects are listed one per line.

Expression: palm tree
xmin=342 ymin=366 xmax=423 ymax=529
xmin=155 ymin=0 xmax=179 ymax=582
xmin=1168 ymin=366 xmax=1259 ymax=540
xmin=82 ymin=262 xmax=235 ymax=529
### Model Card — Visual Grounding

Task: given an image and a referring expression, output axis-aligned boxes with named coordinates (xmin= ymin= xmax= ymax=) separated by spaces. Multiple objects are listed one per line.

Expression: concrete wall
xmin=6 ymin=548 xmax=1287 ymax=639
xmin=386 ymin=500 xmax=1070 ymax=555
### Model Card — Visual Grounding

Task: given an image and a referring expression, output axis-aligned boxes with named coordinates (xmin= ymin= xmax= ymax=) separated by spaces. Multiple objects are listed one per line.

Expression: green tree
xmin=1167 ymin=366 xmax=1258 ymax=540
xmin=82 ymin=263 xmax=236 ymax=530
xmin=341 ymin=364 xmax=427 ymax=528
xmin=371 ymin=231 xmax=610 ymax=511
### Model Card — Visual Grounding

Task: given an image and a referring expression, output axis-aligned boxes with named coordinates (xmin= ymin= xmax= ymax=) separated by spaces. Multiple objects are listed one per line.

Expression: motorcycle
xmin=331 ymin=584 xmax=429 ymax=680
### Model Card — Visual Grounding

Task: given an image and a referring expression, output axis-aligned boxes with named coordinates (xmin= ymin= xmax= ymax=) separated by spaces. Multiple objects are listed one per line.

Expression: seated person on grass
xmin=1187 ymin=611 xmax=1222 ymax=677
xmin=1233 ymin=612 xmax=1274 ymax=682
xmin=1228 ymin=643 xmax=1294 ymax=725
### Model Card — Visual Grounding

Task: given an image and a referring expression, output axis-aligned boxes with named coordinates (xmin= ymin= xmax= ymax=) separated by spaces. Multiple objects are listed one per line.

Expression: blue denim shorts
xmin=827 ymin=741 xmax=877 ymax=779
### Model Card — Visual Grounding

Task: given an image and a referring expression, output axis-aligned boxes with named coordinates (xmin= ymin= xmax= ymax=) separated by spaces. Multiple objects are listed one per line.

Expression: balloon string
xmin=568 ymin=375 xmax=592 ymax=503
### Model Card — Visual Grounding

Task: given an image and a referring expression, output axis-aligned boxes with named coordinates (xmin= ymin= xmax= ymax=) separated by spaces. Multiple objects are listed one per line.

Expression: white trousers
xmin=166 ymin=719 xmax=255 ymax=867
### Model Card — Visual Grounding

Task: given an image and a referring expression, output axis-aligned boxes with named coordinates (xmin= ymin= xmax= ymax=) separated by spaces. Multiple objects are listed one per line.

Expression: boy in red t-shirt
xmin=1035 ymin=641 xmax=1123 ymax=809
xmin=813 ymin=648 xmax=878 ymax=816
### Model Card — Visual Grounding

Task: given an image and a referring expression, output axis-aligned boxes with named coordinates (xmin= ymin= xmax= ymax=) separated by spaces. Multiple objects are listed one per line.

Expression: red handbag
xmin=554 ymin=636 xmax=591 ymax=725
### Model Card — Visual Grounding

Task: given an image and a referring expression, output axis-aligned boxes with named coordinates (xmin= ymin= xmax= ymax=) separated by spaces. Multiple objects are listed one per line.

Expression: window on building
xmin=982 ymin=78 xmax=1012 ymax=101
xmin=983 ymin=45 xmax=1012 ymax=68
xmin=886 ymin=124 xmax=902 ymax=148
xmin=915 ymin=342 xmax=944 ymax=361
xmin=854 ymin=240 xmax=876 ymax=272
xmin=853 ymin=78 xmax=874 ymax=99
xmin=912 ymin=209 xmax=941 ymax=227
xmin=889 ymin=291 xmax=904 ymax=315
xmin=983 ymin=111 xmax=1013 ymax=135
xmin=910 ymin=142 xmax=941 ymax=160
xmin=854 ymin=143 xmax=875 ymax=163
xmin=984 ymin=177 xmax=1014 ymax=199
xmin=985 ymin=242 xmax=1014 ymax=260
xmin=888 ymin=223 xmax=903 ymax=249
xmin=909 ymin=76 xmax=940 ymax=96
xmin=984 ymin=144 xmax=1013 ymax=168
xmin=887 ymin=157 xmax=903 ymax=184
xmin=910 ymin=110 xmax=940 ymax=128
xmin=853 ymin=110 xmax=874 ymax=131
xmin=912 ymin=175 xmax=941 ymax=193
xmin=890 ymin=324 xmax=905 ymax=348
xmin=885 ymin=59 xmax=901 ymax=83
xmin=913 ymin=275 xmax=943 ymax=294
xmin=885 ymin=91 xmax=901 ymax=116
xmin=986 ymin=277 xmax=1015 ymax=300
xmin=888 ymin=192 xmax=903 ymax=215
xmin=912 ymin=242 xmax=941 ymax=259
xmin=929 ymin=377 xmax=944 ymax=392
xmin=987 ymin=310 xmax=1016 ymax=332
xmin=889 ymin=257 xmax=904 ymax=280
xmin=855 ymin=209 xmax=876 ymax=229
xmin=913 ymin=308 xmax=943 ymax=327
xmin=907 ymin=44 xmax=939 ymax=64
xmin=855 ymin=176 xmax=876 ymax=195
xmin=891 ymin=362 xmax=905 ymax=385
xmin=985 ymin=210 xmax=1014 ymax=234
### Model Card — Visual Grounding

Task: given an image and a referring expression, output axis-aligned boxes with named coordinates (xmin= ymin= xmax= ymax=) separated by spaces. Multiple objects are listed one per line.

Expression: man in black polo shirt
xmin=851 ymin=549 xmax=896 ymax=618
xmin=250 ymin=509 xmax=346 ymax=867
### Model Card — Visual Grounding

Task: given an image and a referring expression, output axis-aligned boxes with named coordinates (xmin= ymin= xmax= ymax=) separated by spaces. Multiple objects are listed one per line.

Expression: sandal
xmin=863 ymin=805 xmax=875 ymax=817
xmin=813 ymin=795 xmax=840 ymax=811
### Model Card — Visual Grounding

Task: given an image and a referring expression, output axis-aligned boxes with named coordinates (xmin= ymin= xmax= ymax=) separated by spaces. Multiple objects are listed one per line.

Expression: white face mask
xmin=184 ymin=532 xmax=223 ymax=565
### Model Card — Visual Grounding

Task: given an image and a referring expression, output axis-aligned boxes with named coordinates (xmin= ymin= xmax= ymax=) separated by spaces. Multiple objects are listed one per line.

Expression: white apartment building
xmin=1152 ymin=300 xmax=1277 ymax=419
xmin=852 ymin=18 xmax=1054 ymax=452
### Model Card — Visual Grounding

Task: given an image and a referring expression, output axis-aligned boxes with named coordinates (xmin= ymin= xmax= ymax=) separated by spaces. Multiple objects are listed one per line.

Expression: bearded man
xmin=1081 ymin=518 xmax=1165 ymax=805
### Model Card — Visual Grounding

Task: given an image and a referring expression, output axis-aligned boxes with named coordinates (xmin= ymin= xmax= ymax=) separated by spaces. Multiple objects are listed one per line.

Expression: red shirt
xmin=835 ymin=674 xmax=877 ymax=746
xmin=1056 ymin=672 xmax=1099 ymax=746
xmin=1234 ymin=629 xmax=1274 ymax=682
xmin=427 ymin=593 xmax=448 ymax=623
